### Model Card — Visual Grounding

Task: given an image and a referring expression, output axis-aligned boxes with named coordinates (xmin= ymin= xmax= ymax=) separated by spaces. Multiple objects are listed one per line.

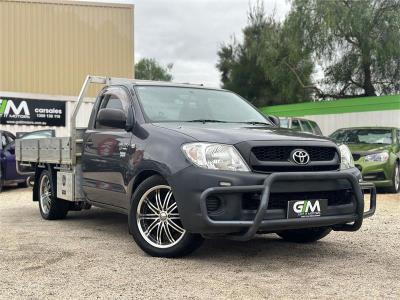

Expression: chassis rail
xmin=200 ymin=171 xmax=376 ymax=241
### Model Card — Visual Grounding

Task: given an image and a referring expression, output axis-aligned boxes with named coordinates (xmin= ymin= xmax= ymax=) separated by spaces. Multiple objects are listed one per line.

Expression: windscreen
xmin=135 ymin=86 xmax=270 ymax=124
xmin=330 ymin=129 xmax=392 ymax=145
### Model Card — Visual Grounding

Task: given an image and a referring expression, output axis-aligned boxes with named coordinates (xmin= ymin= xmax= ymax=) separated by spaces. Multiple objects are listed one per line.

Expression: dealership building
xmin=0 ymin=0 xmax=134 ymax=136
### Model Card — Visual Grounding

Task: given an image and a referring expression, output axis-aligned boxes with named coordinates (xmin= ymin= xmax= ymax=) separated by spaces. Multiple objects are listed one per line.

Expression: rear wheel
xmin=277 ymin=227 xmax=331 ymax=243
xmin=38 ymin=170 xmax=69 ymax=220
xmin=129 ymin=175 xmax=203 ymax=257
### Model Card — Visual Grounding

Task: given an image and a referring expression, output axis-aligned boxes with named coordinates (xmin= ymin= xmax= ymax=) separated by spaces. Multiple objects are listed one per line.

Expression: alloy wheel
xmin=39 ymin=174 xmax=52 ymax=215
xmin=136 ymin=185 xmax=185 ymax=249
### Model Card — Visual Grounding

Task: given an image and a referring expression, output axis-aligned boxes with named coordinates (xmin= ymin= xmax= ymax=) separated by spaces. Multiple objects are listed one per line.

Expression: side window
xmin=397 ymin=130 xmax=400 ymax=145
xmin=301 ymin=120 xmax=313 ymax=133
xmin=309 ymin=121 xmax=323 ymax=135
xmin=291 ymin=119 xmax=302 ymax=131
xmin=95 ymin=88 xmax=130 ymax=129
xmin=279 ymin=118 xmax=289 ymax=128
xmin=104 ymin=95 xmax=124 ymax=110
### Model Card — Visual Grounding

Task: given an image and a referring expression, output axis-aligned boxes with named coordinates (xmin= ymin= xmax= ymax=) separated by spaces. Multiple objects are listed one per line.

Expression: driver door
xmin=82 ymin=87 xmax=134 ymax=210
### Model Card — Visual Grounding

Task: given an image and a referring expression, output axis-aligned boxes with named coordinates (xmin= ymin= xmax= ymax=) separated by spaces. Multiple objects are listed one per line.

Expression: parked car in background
xmin=0 ymin=130 xmax=28 ymax=192
xmin=330 ymin=127 xmax=400 ymax=193
xmin=279 ymin=117 xmax=323 ymax=135
xmin=0 ymin=129 xmax=55 ymax=192
xmin=16 ymin=129 xmax=55 ymax=139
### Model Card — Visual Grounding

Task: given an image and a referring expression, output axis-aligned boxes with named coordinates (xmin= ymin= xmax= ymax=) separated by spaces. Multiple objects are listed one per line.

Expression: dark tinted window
xmin=300 ymin=120 xmax=313 ymax=133
xmin=397 ymin=130 xmax=400 ymax=144
xmin=309 ymin=120 xmax=323 ymax=135
xmin=291 ymin=120 xmax=301 ymax=131
xmin=95 ymin=89 xmax=130 ymax=129
xmin=104 ymin=95 xmax=124 ymax=110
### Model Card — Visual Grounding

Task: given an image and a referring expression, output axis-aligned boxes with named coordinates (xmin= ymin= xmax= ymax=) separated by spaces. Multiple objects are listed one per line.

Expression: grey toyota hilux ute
xmin=16 ymin=76 xmax=376 ymax=257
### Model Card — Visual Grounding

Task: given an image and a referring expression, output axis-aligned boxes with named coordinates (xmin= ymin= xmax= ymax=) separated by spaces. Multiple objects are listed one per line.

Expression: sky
xmin=82 ymin=0 xmax=292 ymax=87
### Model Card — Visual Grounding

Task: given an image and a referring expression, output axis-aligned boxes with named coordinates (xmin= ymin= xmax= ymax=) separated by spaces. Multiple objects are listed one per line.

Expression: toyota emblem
xmin=291 ymin=149 xmax=310 ymax=165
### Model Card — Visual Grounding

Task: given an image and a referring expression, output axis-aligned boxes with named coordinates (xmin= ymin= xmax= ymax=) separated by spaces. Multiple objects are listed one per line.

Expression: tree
xmin=217 ymin=2 xmax=313 ymax=106
xmin=287 ymin=0 xmax=400 ymax=98
xmin=135 ymin=58 xmax=173 ymax=81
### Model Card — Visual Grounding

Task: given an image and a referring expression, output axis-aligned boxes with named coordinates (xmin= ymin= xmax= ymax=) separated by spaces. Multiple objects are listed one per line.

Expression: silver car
xmin=279 ymin=117 xmax=323 ymax=135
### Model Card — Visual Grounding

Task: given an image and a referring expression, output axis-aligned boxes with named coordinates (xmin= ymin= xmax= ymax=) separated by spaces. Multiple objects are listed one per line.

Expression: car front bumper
xmin=356 ymin=160 xmax=395 ymax=187
xmin=170 ymin=167 xmax=376 ymax=239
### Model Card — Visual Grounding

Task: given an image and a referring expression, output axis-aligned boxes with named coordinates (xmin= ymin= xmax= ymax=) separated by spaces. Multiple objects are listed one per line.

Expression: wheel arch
xmin=129 ymin=169 xmax=163 ymax=203
xmin=33 ymin=164 xmax=54 ymax=202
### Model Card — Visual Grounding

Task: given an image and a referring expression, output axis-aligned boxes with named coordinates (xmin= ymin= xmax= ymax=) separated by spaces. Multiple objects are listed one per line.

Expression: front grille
xmin=252 ymin=165 xmax=340 ymax=173
xmin=242 ymin=190 xmax=353 ymax=211
xmin=252 ymin=146 xmax=337 ymax=162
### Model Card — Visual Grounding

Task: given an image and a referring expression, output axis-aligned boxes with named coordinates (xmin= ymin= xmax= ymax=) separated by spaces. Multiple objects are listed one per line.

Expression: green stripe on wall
xmin=260 ymin=94 xmax=400 ymax=117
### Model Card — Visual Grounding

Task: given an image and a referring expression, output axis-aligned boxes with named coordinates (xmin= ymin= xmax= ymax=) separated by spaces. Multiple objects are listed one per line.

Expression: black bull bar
xmin=199 ymin=172 xmax=376 ymax=241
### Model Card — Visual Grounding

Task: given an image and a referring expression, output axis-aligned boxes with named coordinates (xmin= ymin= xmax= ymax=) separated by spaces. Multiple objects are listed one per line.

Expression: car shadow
xmin=0 ymin=185 xmax=30 ymax=193
xmin=64 ymin=208 xmax=357 ymax=265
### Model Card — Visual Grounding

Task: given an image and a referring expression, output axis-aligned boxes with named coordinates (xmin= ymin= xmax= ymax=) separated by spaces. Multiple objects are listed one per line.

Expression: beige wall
xmin=306 ymin=111 xmax=400 ymax=136
xmin=0 ymin=0 xmax=134 ymax=97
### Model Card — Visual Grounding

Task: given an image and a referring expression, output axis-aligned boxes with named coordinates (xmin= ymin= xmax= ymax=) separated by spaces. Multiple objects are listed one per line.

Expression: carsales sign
xmin=0 ymin=97 xmax=66 ymax=126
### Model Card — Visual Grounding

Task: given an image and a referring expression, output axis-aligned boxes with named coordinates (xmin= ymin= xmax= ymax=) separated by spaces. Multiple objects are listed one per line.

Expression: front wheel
xmin=129 ymin=175 xmax=203 ymax=257
xmin=38 ymin=170 xmax=69 ymax=220
xmin=277 ymin=227 xmax=331 ymax=243
xmin=386 ymin=162 xmax=400 ymax=193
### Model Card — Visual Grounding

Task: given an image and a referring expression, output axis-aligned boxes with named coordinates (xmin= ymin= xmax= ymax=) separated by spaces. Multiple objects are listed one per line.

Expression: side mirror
xmin=97 ymin=108 xmax=127 ymax=129
xmin=268 ymin=115 xmax=280 ymax=127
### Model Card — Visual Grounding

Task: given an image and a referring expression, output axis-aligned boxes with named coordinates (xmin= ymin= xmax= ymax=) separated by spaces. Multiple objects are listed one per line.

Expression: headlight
xmin=182 ymin=143 xmax=250 ymax=172
xmin=338 ymin=144 xmax=355 ymax=170
xmin=365 ymin=151 xmax=389 ymax=162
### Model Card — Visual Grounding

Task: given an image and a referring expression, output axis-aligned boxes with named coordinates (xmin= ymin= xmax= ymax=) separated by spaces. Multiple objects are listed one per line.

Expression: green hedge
xmin=260 ymin=94 xmax=400 ymax=117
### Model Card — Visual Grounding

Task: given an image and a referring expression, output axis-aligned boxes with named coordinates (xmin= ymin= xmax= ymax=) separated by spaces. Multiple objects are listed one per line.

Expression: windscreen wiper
xmin=237 ymin=121 xmax=272 ymax=126
xmin=186 ymin=119 xmax=227 ymax=123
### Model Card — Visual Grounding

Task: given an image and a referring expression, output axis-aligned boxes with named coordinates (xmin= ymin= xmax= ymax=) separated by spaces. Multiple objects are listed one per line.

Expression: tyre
xmin=129 ymin=175 xmax=203 ymax=258
xmin=277 ymin=227 xmax=331 ymax=243
xmin=386 ymin=162 xmax=400 ymax=193
xmin=38 ymin=170 xmax=69 ymax=220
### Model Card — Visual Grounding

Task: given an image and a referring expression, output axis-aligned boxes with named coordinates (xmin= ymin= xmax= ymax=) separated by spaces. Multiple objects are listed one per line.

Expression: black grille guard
xmin=199 ymin=171 xmax=376 ymax=241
